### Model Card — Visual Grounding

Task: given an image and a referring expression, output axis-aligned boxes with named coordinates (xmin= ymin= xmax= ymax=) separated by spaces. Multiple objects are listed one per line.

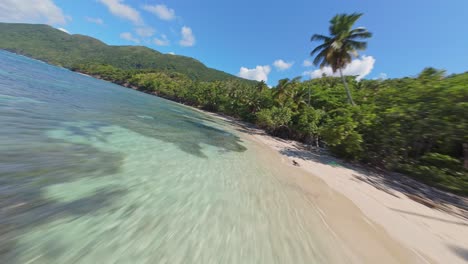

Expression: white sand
xmin=244 ymin=125 xmax=468 ymax=264
xmin=199 ymin=109 xmax=468 ymax=264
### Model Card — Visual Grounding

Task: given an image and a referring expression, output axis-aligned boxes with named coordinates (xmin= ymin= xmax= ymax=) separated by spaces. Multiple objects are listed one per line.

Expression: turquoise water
xmin=0 ymin=51 xmax=349 ymax=263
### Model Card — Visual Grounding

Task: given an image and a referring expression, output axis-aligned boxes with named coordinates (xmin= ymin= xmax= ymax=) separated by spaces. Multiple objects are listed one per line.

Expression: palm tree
xmin=310 ymin=13 xmax=372 ymax=105
xmin=273 ymin=77 xmax=301 ymax=104
xmin=256 ymin=80 xmax=268 ymax=92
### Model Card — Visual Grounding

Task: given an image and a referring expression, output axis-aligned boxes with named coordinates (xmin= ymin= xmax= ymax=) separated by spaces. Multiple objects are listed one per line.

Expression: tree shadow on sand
xmin=218 ymin=114 xmax=468 ymax=219
xmin=277 ymin=144 xmax=468 ymax=220
xmin=449 ymin=245 xmax=468 ymax=261
xmin=388 ymin=208 xmax=468 ymax=226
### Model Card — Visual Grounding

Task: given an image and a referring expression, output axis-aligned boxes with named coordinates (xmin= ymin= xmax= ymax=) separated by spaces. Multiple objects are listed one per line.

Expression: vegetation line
xmin=73 ymin=65 xmax=467 ymax=196
xmin=0 ymin=16 xmax=466 ymax=195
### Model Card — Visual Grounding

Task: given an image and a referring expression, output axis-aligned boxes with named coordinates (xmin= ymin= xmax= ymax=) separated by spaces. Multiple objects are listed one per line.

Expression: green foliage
xmin=2 ymin=22 xmax=467 ymax=195
xmin=292 ymin=107 xmax=325 ymax=143
xmin=256 ymin=107 xmax=292 ymax=134
xmin=420 ymin=153 xmax=462 ymax=172
xmin=320 ymin=108 xmax=363 ymax=159
xmin=0 ymin=23 xmax=254 ymax=83
xmin=310 ymin=13 xmax=372 ymax=71
xmin=310 ymin=13 xmax=372 ymax=105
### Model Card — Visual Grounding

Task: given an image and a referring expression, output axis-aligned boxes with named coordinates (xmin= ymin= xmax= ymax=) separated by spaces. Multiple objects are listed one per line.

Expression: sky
xmin=1 ymin=0 xmax=467 ymax=86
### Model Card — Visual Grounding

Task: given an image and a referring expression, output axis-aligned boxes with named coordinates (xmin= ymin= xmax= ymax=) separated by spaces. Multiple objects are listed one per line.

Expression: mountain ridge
xmin=0 ymin=23 xmax=252 ymax=83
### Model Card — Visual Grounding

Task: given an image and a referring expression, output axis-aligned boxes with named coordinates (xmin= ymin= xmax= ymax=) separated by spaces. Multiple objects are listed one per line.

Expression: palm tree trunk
xmin=339 ymin=68 xmax=356 ymax=106
xmin=463 ymin=143 xmax=468 ymax=170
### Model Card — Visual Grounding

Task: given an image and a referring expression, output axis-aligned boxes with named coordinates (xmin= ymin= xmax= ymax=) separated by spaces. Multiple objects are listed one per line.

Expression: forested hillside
xmin=0 ymin=23 xmax=250 ymax=82
xmin=74 ymin=64 xmax=467 ymax=195
xmin=1 ymin=23 xmax=466 ymax=195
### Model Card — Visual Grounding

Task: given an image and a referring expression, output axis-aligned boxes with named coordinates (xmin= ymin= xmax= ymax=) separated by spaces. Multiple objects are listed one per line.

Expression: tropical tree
xmin=310 ymin=13 xmax=372 ymax=105
xmin=272 ymin=77 xmax=301 ymax=106
xmin=256 ymin=80 xmax=268 ymax=92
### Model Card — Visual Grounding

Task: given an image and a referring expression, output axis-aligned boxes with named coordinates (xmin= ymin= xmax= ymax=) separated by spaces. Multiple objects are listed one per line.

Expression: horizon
xmin=1 ymin=0 xmax=467 ymax=85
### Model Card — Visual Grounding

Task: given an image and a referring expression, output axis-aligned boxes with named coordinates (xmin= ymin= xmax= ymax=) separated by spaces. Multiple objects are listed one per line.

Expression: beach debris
xmin=292 ymin=160 xmax=300 ymax=167
xmin=328 ymin=161 xmax=341 ymax=167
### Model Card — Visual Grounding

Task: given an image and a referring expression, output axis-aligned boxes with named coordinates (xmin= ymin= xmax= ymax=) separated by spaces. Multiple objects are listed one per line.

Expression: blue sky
xmin=1 ymin=0 xmax=467 ymax=85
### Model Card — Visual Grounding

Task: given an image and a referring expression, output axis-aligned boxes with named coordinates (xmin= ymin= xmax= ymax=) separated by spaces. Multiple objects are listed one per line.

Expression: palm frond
xmin=347 ymin=40 xmax=367 ymax=50
xmin=291 ymin=76 xmax=302 ymax=83
xmin=329 ymin=13 xmax=363 ymax=36
xmin=310 ymin=42 xmax=329 ymax=56
xmin=310 ymin=13 xmax=371 ymax=77
xmin=275 ymin=78 xmax=290 ymax=92
xmin=347 ymin=13 xmax=363 ymax=25
xmin=313 ymin=49 xmax=329 ymax=66
xmin=349 ymin=27 xmax=367 ymax=34
xmin=311 ymin=34 xmax=331 ymax=42
xmin=349 ymin=31 xmax=372 ymax=40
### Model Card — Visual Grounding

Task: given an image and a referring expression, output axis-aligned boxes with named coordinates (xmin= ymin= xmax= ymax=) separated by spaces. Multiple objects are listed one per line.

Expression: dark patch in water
xmin=0 ymin=50 xmax=248 ymax=262
xmin=0 ymin=138 xmax=125 ymax=263
xmin=118 ymin=114 xmax=247 ymax=158
xmin=64 ymin=123 xmax=113 ymax=143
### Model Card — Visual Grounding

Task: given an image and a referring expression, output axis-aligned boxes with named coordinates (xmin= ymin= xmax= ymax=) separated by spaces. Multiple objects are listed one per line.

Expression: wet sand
xmin=203 ymin=110 xmax=468 ymax=264
xmin=5 ymin=50 xmax=466 ymax=263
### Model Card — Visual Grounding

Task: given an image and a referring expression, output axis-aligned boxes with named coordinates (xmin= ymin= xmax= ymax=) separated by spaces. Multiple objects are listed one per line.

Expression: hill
xmin=0 ymin=23 xmax=250 ymax=83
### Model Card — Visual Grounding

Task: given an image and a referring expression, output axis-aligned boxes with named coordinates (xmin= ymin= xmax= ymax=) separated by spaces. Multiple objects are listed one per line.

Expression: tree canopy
xmin=311 ymin=13 xmax=372 ymax=105
xmin=0 ymin=23 xmax=254 ymax=84
xmin=1 ymin=21 xmax=466 ymax=195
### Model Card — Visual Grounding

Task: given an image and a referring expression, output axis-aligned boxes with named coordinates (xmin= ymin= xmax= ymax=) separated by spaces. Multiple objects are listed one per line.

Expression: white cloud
xmin=304 ymin=56 xmax=375 ymax=81
xmin=98 ymin=0 xmax=142 ymax=25
xmin=238 ymin=65 xmax=271 ymax=82
xmin=167 ymin=52 xmax=175 ymax=55
xmin=375 ymin=73 xmax=388 ymax=80
xmin=179 ymin=26 xmax=195 ymax=47
xmin=303 ymin=59 xmax=313 ymax=67
xmin=273 ymin=59 xmax=293 ymax=71
xmin=57 ymin=27 xmax=69 ymax=34
xmin=120 ymin=32 xmax=139 ymax=43
xmin=0 ymin=0 xmax=67 ymax=25
xmin=154 ymin=34 xmax=170 ymax=46
xmin=142 ymin=4 xmax=175 ymax=21
xmin=86 ymin=17 xmax=104 ymax=25
xmin=135 ymin=26 xmax=155 ymax=37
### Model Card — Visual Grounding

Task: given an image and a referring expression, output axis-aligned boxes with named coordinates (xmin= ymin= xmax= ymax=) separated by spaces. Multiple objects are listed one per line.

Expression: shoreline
xmin=39 ymin=63 xmax=468 ymax=262
xmin=199 ymin=109 xmax=468 ymax=264
xmin=4 ymin=50 xmax=467 ymax=263
xmin=69 ymin=69 xmax=468 ymax=262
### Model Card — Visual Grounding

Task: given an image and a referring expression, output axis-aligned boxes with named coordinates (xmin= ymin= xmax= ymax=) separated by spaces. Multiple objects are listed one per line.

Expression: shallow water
xmin=0 ymin=50 xmax=355 ymax=263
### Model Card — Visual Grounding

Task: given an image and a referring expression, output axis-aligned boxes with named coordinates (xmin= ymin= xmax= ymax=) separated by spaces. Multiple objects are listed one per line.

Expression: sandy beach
xmin=75 ymin=61 xmax=468 ymax=263
xmin=205 ymin=111 xmax=468 ymax=264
